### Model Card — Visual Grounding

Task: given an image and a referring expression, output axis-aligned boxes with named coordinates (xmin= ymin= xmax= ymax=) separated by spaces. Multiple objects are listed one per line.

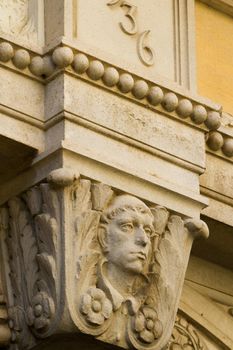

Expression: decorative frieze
xmin=0 ymin=168 xmax=209 ymax=350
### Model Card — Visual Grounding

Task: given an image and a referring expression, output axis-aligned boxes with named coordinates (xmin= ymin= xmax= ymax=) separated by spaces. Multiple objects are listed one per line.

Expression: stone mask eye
xmin=120 ymin=223 xmax=134 ymax=233
xmin=144 ymin=227 xmax=152 ymax=236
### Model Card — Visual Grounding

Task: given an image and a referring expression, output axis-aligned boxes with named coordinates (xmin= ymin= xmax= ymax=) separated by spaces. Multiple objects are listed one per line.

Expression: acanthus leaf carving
xmin=68 ymin=187 xmax=207 ymax=350
xmin=40 ymin=183 xmax=61 ymax=223
xmin=72 ymin=180 xmax=101 ymax=283
xmin=26 ymin=184 xmax=60 ymax=335
xmin=35 ymin=214 xmax=57 ymax=289
xmin=72 ymin=179 xmax=92 ymax=214
xmin=0 ymin=0 xmax=37 ymax=40
xmin=150 ymin=216 xmax=187 ymax=322
xmin=67 ymin=180 xmax=113 ymax=336
xmin=0 ymin=178 xmax=63 ymax=347
xmin=23 ymin=186 xmax=42 ymax=217
xmin=169 ymin=315 xmax=208 ymax=350
xmin=126 ymin=214 xmax=189 ymax=349
xmin=75 ymin=211 xmax=101 ymax=273
xmin=91 ymin=183 xmax=114 ymax=212
xmin=0 ymin=172 xmax=209 ymax=350
xmin=20 ymin=213 xmax=39 ymax=302
xmin=5 ymin=198 xmax=38 ymax=348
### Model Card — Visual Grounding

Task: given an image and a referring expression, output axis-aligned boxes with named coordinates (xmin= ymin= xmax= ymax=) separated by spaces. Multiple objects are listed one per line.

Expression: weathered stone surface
xmin=0 ymin=1 xmax=232 ymax=350
xmin=0 ymin=172 xmax=208 ymax=349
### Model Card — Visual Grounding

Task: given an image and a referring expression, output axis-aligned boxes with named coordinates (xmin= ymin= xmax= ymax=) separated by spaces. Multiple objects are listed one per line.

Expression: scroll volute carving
xmin=0 ymin=169 xmax=209 ymax=350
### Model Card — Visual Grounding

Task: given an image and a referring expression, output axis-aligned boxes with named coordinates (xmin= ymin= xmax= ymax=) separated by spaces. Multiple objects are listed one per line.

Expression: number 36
xmin=107 ymin=0 xmax=155 ymax=66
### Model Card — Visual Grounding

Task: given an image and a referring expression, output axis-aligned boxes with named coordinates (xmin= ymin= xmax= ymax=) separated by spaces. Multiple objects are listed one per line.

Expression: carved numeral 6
xmin=137 ymin=30 xmax=155 ymax=66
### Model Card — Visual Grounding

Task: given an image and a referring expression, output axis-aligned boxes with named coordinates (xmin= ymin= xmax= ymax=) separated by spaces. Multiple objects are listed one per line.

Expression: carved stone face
xmin=103 ymin=195 xmax=154 ymax=276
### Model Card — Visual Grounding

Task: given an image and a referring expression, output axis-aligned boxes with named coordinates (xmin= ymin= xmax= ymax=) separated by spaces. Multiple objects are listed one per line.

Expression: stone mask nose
xmin=135 ymin=228 xmax=149 ymax=247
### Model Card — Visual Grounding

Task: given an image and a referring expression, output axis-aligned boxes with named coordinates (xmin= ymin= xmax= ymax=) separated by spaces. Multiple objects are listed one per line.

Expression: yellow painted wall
xmin=195 ymin=1 xmax=233 ymax=113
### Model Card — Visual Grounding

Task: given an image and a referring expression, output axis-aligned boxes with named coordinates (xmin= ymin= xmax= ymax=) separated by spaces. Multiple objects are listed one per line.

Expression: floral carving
xmin=169 ymin=316 xmax=207 ymax=350
xmin=0 ymin=172 xmax=209 ymax=350
xmin=8 ymin=307 xmax=24 ymax=344
xmin=7 ymin=305 xmax=35 ymax=348
xmin=133 ymin=306 xmax=163 ymax=344
xmin=80 ymin=287 xmax=112 ymax=325
xmin=72 ymin=184 xmax=208 ymax=350
xmin=0 ymin=179 xmax=61 ymax=346
xmin=27 ymin=292 xmax=54 ymax=331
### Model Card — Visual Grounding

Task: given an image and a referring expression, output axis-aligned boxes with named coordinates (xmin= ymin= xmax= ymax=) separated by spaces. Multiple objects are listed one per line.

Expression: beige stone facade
xmin=0 ymin=1 xmax=232 ymax=349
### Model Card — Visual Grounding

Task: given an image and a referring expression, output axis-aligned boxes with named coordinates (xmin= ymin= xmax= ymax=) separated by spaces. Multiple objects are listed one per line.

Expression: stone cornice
xmin=0 ymin=40 xmax=222 ymax=127
xmin=201 ymin=185 xmax=233 ymax=207
xmin=0 ymin=39 xmax=233 ymax=159
xmin=200 ymin=0 xmax=233 ymax=17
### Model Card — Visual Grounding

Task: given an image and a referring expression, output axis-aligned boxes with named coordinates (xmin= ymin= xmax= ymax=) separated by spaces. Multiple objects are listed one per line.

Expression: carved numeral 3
xmin=120 ymin=2 xmax=138 ymax=35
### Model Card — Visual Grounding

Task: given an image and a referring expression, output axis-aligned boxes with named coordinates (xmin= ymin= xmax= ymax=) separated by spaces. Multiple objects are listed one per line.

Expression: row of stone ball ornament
xmin=67 ymin=176 xmax=209 ymax=350
xmin=0 ymin=41 xmax=225 ymax=137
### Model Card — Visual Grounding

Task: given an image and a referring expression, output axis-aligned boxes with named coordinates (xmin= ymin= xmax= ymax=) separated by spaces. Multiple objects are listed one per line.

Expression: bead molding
xmin=0 ymin=40 xmax=232 ymax=158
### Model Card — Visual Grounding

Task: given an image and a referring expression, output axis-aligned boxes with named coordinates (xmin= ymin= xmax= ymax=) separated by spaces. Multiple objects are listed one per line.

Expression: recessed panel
xmin=74 ymin=0 xmax=194 ymax=88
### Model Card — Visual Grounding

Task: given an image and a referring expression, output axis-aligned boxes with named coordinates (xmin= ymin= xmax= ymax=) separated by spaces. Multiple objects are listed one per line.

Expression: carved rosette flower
xmin=80 ymin=287 xmax=112 ymax=325
xmin=27 ymin=292 xmax=54 ymax=331
xmin=133 ymin=306 xmax=163 ymax=344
